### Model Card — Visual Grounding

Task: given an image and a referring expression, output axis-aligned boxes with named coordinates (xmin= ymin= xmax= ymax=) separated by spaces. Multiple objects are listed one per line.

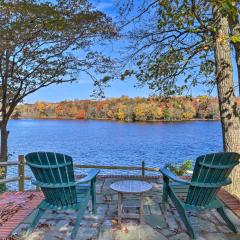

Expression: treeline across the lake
xmin=13 ymin=96 xmax=240 ymax=122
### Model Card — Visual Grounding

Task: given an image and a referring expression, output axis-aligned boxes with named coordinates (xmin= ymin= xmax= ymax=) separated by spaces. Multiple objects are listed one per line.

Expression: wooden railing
xmin=0 ymin=155 xmax=160 ymax=192
xmin=74 ymin=163 xmax=160 ymax=176
xmin=0 ymin=155 xmax=28 ymax=192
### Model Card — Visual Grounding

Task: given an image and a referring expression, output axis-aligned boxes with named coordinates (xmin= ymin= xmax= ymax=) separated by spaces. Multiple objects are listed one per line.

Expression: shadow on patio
xmin=3 ymin=176 xmax=240 ymax=240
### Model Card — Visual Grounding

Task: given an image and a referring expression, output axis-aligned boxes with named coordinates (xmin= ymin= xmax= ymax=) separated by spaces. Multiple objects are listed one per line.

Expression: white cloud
xmin=95 ymin=1 xmax=113 ymax=10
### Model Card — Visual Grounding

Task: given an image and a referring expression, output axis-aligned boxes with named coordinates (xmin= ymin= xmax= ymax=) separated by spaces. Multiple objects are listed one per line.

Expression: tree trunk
xmin=0 ymin=121 xmax=8 ymax=192
xmin=213 ymin=6 xmax=240 ymax=197
xmin=236 ymin=46 xmax=240 ymax=95
xmin=0 ymin=122 xmax=9 ymax=163
xmin=229 ymin=17 xmax=240 ymax=96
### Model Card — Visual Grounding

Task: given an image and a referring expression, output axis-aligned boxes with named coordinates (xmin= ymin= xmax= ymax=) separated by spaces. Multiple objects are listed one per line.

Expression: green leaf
xmin=231 ymin=35 xmax=240 ymax=43
xmin=102 ymin=76 xmax=111 ymax=83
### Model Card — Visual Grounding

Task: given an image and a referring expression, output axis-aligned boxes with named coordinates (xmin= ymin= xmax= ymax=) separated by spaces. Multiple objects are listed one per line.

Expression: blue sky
xmin=25 ymin=0 xmax=150 ymax=103
xmin=25 ymin=0 xmax=239 ymax=103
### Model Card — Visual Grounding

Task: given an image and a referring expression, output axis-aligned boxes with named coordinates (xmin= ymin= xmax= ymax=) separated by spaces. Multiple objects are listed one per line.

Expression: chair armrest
xmin=160 ymin=167 xmax=190 ymax=185
xmin=76 ymin=169 xmax=100 ymax=184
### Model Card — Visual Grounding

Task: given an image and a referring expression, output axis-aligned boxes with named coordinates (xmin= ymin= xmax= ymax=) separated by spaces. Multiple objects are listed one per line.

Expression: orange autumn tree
xmin=35 ymin=101 xmax=47 ymax=117
xmin=76 ymin=110 xmax=86 ymax=119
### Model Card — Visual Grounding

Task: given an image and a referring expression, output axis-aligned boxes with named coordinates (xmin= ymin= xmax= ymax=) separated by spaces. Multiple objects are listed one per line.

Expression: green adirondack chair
xmin=160 ymin=152 xmax=239 ymax=239
xmin=25 ymin=152 xmax=100 ymax=239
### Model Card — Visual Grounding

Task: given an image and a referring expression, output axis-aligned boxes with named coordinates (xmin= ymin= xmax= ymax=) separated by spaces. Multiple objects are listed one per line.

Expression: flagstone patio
xmin=4 ymin=176 xmax=240 ymax=240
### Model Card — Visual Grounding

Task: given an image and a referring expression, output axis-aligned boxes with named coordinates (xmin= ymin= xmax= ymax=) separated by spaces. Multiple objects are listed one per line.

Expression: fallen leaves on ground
xmin=5 ymin=235 xmax=21 ymax=240
xmin=0 ymin=203 xmax=23 ymax=226
xmin=37 ymin=223 xmax=51 ymax=231
xmin=112 ymin=223 xmax=129 ymax=234
xmin=27 ymin=193 xmax=35 ymax=200
xmin=111 ymin=219 xmax=118 ymax=225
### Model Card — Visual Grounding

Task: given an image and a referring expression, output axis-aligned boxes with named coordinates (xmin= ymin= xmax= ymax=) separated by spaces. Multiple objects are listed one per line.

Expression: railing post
xmin=18 ymin=155 xmax=25 ymax=192
xmin=142 ymin=161 xmax=145 ymax=177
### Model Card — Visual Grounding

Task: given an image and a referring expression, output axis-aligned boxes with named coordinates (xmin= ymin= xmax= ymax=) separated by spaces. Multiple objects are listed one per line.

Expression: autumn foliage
xmin=76 ymin=110 xmax=86 ymax=119
xmin=15 ymin=96 xmax=240 ymax=122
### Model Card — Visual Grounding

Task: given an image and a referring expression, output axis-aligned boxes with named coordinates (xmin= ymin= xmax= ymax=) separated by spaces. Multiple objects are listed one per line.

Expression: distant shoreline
xmin=14 ymin=96 xmax=226 ymax=122
xmin=12 ymin=117 xmax=220 ymax=123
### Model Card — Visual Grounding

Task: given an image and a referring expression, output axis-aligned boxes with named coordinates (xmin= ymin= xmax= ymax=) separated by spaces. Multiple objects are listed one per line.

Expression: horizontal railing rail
xmin=0 ymin=177 xmax=20 ymax=184
xmin=0 ymin=156 xmax=160 ymax=192
xmin=74 ymin=164 xmax=160 ymax=174
xmin=0 ymin=161 xmax=18 ymax=166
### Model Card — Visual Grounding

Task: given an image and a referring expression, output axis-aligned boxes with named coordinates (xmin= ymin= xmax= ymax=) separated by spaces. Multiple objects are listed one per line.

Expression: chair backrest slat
xmin=44 ymin=152 xmax=62 ymax=205
xmin=26 ymin=152 xmax=77 ymax=207
xmin=186 ymin=152 xmax=239 ymax=207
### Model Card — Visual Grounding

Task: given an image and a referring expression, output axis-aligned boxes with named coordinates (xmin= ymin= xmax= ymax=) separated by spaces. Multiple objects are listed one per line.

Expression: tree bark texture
xmin=213 ymin=5 xmax=240 ymax=197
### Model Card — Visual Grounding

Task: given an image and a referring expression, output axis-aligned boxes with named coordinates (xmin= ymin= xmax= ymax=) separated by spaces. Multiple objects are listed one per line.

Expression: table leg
xmin=140 ymin=193 xmax=144 ymax=224
xmin=118 ymin=192 xmax=122 ymax=225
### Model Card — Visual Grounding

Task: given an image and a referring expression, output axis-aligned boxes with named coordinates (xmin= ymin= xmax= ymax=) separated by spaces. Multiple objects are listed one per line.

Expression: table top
xmin=110 ymin=180 xmax=152 ymax=193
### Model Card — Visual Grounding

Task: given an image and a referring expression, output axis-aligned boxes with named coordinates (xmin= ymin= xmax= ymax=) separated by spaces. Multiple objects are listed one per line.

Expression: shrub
xmin=164 ymin=160 xmax=192 ymax=176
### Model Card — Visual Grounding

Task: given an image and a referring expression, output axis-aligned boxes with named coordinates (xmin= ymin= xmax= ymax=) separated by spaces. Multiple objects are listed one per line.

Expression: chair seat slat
xmin=199 ymin=161 xmax=238 ymax=169
xmin=28 ymin=161 xmax=72 ymax=169
xmin=32 ymin=180 xmax=76 ymax=188
xmin=190 ymin=178 xmax=232 ymax=188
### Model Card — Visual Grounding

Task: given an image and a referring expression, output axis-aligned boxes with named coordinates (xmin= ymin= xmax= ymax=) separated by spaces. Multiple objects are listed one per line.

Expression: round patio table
xmin=110 ymin=180 xmax=152 ymax=225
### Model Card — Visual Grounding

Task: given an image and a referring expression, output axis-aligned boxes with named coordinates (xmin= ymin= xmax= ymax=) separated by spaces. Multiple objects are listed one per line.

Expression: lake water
xmin=7 ymin=119 xmax=223 ymax=177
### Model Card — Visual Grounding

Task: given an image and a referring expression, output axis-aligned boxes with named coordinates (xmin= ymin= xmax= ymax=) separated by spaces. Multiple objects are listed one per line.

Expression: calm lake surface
xmin=8 ymin=119 xmax=223 ymax=176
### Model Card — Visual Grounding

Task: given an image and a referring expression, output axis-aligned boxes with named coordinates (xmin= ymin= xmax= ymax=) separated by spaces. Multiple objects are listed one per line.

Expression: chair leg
xmin=71 ymin=207 xmax=86 ymax=240
xmin=217 ymin=207 xmax=238 ymax=233
xmin=91 ymin=178 xmax=97 ymax=214
xmin=162 ymin=176 xmax=169 ymax=214
xmin=177 ymin=206 xmax=196 ymax=239
xmin=168 ymin=187 xmax=196 ymax=239
xmin=28 ymin=208 xmax=45 ymax=233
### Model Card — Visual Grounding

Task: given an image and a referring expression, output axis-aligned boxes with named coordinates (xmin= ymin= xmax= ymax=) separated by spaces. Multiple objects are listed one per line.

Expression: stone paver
xmin=7 ymin=177 xmax=240 ymax=240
